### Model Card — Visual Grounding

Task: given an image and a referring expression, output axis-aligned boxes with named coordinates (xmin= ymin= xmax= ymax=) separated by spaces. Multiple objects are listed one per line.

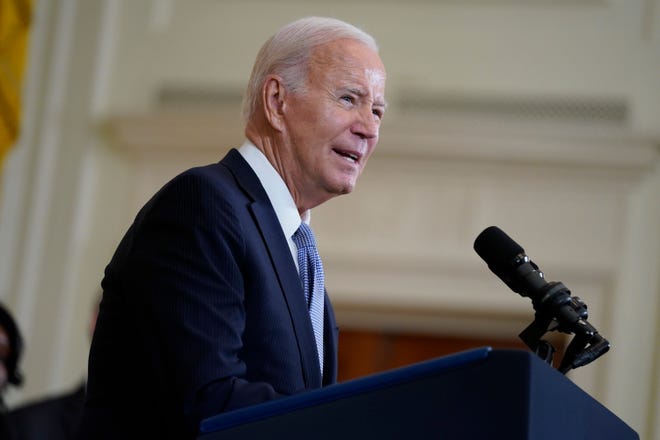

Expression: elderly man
xmin=80 ymin=16 xmax=386 ymax=439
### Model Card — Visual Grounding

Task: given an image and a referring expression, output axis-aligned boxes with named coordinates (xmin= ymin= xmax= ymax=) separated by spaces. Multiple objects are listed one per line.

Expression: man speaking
xmin=79 ymin=16 xmax=387 ymax=440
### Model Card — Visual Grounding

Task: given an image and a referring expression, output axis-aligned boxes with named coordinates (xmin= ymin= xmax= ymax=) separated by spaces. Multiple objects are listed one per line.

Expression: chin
xmin=325 ymin=173 xmax=359 ymax=196
xmin=337 ymin=182 xmax=357 ymax=195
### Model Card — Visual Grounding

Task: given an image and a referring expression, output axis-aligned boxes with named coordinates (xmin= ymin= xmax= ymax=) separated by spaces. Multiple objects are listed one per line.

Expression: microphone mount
xmin=512 ymin=254 xmax=610 ymax=374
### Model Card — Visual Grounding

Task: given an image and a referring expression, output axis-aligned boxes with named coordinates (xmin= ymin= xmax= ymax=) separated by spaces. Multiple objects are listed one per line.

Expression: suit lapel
xmin=322 ymin=292 xmax=338 ymax=385
xmin=221 ymin=150 xmax=322 ymax=388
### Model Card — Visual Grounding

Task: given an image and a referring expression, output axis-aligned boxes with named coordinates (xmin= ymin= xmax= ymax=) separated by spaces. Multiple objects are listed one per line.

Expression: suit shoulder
xmin=168 ymin=161 xmax=236 ymax=193
xmin=143 ymin=161 xmax=243 ymax=217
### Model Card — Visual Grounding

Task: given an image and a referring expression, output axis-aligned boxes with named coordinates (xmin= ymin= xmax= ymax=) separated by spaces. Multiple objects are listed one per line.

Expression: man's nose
xmin=352 ymin=107 xmax=379 ymax=140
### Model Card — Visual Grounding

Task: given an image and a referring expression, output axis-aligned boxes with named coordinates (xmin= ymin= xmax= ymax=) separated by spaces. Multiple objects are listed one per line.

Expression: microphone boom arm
xmin=515 ymin=259 xmax=610 ymax=373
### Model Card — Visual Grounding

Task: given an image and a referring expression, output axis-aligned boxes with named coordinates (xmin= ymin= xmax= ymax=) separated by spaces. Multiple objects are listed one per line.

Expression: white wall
xmin=1 ymin=0 xmax=658 ymax=437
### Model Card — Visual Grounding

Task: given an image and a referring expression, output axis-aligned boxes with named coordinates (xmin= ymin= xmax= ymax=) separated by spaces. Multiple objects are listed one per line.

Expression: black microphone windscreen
xmin=473 ymin=226 xmax=525 ymax=271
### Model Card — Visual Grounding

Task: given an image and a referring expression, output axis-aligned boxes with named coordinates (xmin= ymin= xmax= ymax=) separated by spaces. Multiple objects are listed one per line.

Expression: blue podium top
xmin=200 ymin=346 xmax=492 ymax=433
xmin=198 ymin=347 xmax=638 ymax=440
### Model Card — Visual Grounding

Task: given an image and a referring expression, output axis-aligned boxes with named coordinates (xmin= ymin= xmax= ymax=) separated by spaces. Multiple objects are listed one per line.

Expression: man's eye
xmin=373 ymin=109 xmax=383 ymax=119
xmin=341 ymin=95 xmax=355 ymax=104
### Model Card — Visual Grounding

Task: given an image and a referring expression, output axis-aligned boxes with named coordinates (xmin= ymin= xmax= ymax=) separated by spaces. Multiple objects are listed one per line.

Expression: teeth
xmin=335 ymin=149 xmax=358 ymax=162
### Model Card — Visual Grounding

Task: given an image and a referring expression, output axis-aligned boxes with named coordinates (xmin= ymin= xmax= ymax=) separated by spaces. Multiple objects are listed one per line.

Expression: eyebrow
xmin=345 ymin=87 xmax=388 ymax=109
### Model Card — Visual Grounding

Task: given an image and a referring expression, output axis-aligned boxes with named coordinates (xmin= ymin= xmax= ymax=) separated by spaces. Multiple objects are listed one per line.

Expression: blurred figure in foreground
xmin=7 ymin=295 xmax=99 ymax=440
xmin=0 ymin=302 xmax=24 ymax=439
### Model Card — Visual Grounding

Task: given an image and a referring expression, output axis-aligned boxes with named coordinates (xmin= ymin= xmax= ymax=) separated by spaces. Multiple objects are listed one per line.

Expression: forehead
xmin=308 ymin=39 xmax=386 ymax=90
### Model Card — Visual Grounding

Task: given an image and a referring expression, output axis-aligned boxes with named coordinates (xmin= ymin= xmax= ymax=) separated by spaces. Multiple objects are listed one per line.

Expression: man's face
xmin=280 ymin=39 xmax=386 ymax=209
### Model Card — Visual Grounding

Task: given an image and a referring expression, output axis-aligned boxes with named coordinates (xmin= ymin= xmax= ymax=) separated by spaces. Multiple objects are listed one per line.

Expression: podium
xmin=198 ymin=347 xmax=638 ymax=439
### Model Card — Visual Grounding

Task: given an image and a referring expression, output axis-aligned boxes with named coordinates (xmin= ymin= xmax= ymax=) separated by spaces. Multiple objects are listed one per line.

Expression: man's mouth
xmin=332 ymin=148 xmax=360 ymax=163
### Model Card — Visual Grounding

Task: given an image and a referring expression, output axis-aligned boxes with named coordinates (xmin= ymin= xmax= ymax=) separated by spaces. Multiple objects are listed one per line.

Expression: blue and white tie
xmin=292 ymin=222 xmax=325 ymax=376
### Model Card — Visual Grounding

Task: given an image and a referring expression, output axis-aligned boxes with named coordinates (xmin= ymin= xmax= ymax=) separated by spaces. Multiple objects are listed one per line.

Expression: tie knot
xmin=293 ymin=223 xmax=317 ymax=249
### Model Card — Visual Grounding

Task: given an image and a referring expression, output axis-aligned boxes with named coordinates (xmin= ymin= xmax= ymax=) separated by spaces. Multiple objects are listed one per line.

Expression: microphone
xmin=473 ymin=226 xmax=549 ymax=300
xmin=473 ymin=226 xmax=609 ymax=373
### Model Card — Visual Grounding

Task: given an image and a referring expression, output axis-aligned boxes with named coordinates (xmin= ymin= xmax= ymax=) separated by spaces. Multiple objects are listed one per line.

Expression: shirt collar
xmin=238 ymin=140 xmax=308 ymax=238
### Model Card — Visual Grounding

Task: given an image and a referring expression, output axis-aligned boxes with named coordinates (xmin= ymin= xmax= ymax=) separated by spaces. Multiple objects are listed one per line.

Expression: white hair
xmin=242 ymin=16 xmax=379 ymax=123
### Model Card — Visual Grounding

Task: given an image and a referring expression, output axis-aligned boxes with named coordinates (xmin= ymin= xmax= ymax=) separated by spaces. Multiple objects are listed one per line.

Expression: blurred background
xmin=0 ymin=0 xmax=658 ymax=438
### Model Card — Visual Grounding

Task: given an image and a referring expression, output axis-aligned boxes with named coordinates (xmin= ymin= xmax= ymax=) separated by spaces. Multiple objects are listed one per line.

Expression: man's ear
xmin=262 ymin=75 xmax=286 ymax=132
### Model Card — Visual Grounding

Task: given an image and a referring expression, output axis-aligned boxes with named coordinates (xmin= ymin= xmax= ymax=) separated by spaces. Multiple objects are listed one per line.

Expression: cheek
xmin=319 ymin=103 xmax=355 ymax=131
xmin=317 ymin=110 xmax=343 ymax=134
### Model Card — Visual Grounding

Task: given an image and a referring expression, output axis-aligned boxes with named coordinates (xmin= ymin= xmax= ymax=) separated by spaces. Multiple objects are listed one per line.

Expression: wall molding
xmin=105 ymin=109 xmax=659 ymax=173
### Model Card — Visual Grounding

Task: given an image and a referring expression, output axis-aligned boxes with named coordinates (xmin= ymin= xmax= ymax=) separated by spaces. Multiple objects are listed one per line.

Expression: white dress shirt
xmin=238 ymin=140 xmax=310 ymax=272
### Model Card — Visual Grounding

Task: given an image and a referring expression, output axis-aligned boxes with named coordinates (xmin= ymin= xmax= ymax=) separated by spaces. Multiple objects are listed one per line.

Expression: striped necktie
xmin=292 ymin=222 xmax=325 ymax=376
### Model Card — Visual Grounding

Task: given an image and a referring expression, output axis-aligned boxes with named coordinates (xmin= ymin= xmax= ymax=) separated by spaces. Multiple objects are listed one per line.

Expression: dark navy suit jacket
xmin=79 ymin=149 xmax=338 ymax=439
